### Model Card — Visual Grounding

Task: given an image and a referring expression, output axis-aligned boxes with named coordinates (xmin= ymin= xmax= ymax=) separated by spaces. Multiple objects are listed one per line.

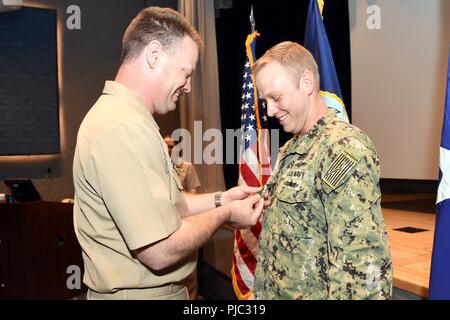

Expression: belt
xmin=87 ymin=281 xmax=187 ymax=300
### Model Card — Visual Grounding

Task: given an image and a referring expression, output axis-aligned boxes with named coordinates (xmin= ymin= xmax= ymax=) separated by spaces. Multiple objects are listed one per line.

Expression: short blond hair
xmin=253 ymin=41 xmax=320 ymax=90
xmin=120 ymin=7 xmax=204 ymax=64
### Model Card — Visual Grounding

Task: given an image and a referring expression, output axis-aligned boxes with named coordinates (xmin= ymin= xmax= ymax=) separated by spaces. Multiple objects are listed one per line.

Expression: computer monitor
xmin=4 ymin=179 xmax=42 ymax=202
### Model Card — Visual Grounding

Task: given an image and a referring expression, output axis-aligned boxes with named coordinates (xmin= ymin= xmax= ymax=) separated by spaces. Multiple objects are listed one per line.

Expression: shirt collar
xmin=281 ymin=109 xmax=337 ymax=158
xmin=102 ymin=80 xmax=160 ymax=131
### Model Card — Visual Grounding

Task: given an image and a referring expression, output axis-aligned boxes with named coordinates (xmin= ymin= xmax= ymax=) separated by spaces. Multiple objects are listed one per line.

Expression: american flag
xmin=231 ymin=32 xmax=271 ymax=300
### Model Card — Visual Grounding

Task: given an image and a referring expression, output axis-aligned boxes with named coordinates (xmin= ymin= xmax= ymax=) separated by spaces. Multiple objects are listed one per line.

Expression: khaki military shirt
xmin=174 ymin=161 xmax=201 ymax=191
xmin=254 ymin=110 xmax=393 ymax=300
xmin=73 ymin=81 xmax=194 ymax=298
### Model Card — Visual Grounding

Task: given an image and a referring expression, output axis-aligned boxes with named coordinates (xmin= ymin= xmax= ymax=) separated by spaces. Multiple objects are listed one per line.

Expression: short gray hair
xmin=120 ymin=7 xmax=204 ymax=64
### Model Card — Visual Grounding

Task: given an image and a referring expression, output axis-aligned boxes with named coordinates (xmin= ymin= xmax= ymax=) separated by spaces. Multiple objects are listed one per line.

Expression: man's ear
xmin=300 ymin=69 xmax=316 ymax=95
xmin=145 ymin=40 xmax=164 ymax=69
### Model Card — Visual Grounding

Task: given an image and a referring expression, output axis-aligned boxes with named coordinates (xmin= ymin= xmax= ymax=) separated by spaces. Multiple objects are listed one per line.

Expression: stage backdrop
xmin=350 ymin=0 xmax=450 ymax=180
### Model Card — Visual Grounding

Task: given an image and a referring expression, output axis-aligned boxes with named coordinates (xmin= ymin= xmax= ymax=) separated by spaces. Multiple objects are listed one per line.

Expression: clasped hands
xmin=221 ymin=186 xmax=269 ymax=229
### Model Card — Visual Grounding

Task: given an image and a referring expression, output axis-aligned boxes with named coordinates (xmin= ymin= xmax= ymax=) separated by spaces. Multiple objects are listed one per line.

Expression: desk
xmin=0 ymin=201 xmax=85 ymax=299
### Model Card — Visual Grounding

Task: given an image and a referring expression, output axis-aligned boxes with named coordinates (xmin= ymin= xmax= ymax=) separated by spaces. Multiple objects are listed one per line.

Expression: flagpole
xmin=250 ymin=5 xmax=255 ymax=33
xmin=247 ymin=6 xmax=263 ymax=184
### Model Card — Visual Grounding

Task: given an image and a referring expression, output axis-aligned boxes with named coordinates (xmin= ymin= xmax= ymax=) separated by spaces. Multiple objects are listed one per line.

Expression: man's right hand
xmin=227 ymin=194 xmax=264 ymax=229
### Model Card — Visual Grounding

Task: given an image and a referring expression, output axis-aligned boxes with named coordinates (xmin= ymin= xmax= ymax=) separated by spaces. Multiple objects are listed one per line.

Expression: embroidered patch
xmin=323 ymin=152 xmax=358 ymax=189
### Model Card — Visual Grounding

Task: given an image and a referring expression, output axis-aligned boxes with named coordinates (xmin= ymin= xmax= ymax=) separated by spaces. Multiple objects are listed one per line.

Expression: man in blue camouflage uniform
xmin=253 ymin=41 xmax=392 ymax=299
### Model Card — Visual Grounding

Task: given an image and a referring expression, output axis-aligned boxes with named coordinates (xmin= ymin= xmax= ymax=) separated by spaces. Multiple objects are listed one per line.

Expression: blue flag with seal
xmin=429 ymin=49 xmax=450 ymax=300
xmin=304 ymin=0 xmax=349 ymax=122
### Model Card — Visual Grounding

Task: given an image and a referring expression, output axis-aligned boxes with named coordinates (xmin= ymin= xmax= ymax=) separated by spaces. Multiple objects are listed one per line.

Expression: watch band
xmin=214 ymin=192 xmax=222 ymax=208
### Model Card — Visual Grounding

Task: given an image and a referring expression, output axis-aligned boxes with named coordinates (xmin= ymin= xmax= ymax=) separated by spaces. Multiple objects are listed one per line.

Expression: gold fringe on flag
xmin=317 ymin=0 xmax=324 ymax=18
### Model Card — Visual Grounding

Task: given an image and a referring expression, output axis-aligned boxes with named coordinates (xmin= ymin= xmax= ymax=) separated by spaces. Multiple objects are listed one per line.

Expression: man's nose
xmin=183 ymin=78 xmax=191 ymax=93
xmin=266 ymin=101 xmax=277 ymax=117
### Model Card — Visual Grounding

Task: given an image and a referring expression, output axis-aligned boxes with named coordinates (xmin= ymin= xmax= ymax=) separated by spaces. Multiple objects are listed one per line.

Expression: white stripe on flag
xmin=234 ymin=238 xmax=255 ymax=289
xmin=240 ymin=229 xmax=259 ymax=256
xmin=438 ymin=146 xmax=450 ymax=204
xmin=242 ymin=147 xmax=260 ymax=177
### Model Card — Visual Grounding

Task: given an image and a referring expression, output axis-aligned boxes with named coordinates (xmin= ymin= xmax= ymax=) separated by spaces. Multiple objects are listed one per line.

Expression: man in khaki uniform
xmin=252 ymin=42 xmax=392 ymax=299
xmin=73 ymin=7 xmax=264 ymax=300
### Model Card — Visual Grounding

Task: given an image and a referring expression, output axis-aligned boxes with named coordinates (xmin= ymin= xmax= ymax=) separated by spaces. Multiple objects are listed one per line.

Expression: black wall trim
xmin=380 ymin=179 xmax=438 ymax=194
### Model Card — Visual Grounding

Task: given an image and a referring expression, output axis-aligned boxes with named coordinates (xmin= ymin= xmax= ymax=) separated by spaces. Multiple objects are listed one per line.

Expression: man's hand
xmin=256 ymin=184 xmax=270 ymax=209
xmin=227 ymin=194 xmax=264 ymax=229
xmin=222 ymin=185 xmax=262 ymax=205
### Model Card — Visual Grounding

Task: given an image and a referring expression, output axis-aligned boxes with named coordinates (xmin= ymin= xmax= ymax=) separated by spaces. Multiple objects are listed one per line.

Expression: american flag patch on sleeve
xmin=323 ymin=152 xmax=358 ymax=189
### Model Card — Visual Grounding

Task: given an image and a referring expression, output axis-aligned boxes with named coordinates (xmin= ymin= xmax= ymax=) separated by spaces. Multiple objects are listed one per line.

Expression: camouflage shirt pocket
xmin=274 ymin=170 xmax=315 ymax=204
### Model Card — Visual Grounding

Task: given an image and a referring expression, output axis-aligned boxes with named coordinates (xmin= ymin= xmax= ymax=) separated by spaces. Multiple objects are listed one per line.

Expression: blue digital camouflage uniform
xmin=254 ymin=110 xmax=393 ymax=300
